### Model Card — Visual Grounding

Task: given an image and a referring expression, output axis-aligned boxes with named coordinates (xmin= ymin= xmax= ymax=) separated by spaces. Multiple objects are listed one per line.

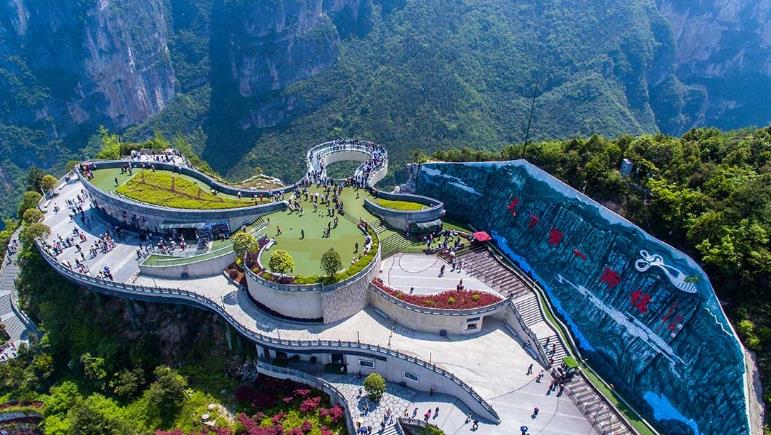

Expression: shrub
xmin=471 ymin=293 xmax=480 ymax=302
xmin=269 ymin=249 xmax=295 ymax=275
xmin=40 ymin=174 xmax=58 ymax=192
xmin=299 ymin=396 xmax=321 ymax=412
xmin=22 ymin=208 xmax=43 ymax=225
xmin=447 ymin=297 xmax=456 ymax=305
xmin=363 ymin=373 xmax=386 ymax=399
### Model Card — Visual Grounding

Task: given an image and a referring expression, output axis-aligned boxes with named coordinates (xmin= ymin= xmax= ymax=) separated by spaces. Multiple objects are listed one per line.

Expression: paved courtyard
xmin=379 ymin=253 xmax=499 ymax=296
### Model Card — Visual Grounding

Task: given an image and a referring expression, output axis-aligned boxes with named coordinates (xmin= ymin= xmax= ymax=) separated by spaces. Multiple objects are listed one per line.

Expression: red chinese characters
xmin=631 ymin=289 xmax=652 ymax=313
xmin=600 ymin=266 xmax=621 ymax=288
xmin=508 ymin=198 xmax=519 ymax=216
xmin=528 ymin=214 xmax=540 ymax=229
xmin=572 ymin=248 xmax=587 ymax=260
xmin=548 ymin=228 xmax=563 ymax=246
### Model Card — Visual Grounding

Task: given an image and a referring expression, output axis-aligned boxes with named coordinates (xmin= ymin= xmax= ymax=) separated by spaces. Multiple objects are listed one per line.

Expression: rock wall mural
xmin=414 ymin=160 xmax=749 ymax=435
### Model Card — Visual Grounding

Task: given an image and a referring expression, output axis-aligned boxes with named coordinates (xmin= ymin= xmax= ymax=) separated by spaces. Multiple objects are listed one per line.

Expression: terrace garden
xmin=374 ymin=198 xmax=427 ymax=211
xmin=379 ymin=284 xmax=502 ymax=309
xmin=92 ymin=168 xmax=271 ymax=209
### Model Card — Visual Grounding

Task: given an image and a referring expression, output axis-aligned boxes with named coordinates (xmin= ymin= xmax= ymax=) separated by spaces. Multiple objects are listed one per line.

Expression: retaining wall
xmin=138 ymin=250 xmax=237 ymax=279
xmin=368 ymin=284 xmax=509 ymax=335
xmin=363 ymin=190 xmax=445 ymax=231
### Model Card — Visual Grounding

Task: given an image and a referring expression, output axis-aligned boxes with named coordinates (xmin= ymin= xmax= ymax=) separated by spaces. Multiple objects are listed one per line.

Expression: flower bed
xmin=382 ymin=286 xmax=502 ymax=309
xmin=232 ymin=377 xmax=345 ymax=435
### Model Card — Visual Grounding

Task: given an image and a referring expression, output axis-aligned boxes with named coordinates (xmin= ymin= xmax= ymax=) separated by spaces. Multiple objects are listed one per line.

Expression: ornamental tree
xmin=232 ymin=231 xmax=259 ymax=259
xmin=363 ymin=373 xmax=386 ymax=400
xmin=320 ymin=248 xmax=342 ymax=278
xmin=40 ymin=174 xmax=58 ymax=192
xmin=269 ymin=249 xmax=295 ymax=276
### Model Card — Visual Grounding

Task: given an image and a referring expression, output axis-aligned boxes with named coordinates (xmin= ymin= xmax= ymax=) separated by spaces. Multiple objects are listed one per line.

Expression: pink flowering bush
xmin=382 ymin=285 xmax=502 ymax=309
xmin=299 ymin=396 xmax=321 ymax=413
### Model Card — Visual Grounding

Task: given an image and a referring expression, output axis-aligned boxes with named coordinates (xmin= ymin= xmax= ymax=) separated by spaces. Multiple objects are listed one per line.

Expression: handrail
xmin=370 ymin=280 xmax=510 ymax=317
xmin=34 ymin=241 xmax=499 ymax=423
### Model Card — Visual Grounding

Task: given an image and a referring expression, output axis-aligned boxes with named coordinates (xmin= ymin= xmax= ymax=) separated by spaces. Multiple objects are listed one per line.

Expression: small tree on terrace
xmin=269 ymin=249 xmax=295 ymax=276
xmin=40 ymin=174 xmax=58 ymax=192
xmin=20 ymin=223 xmax=50 ymax=246
xmin=320 ymin=248 xmax=342 ymax=279
xmin=22 ymin=208 xmax=43 ymax=225
xmin=363 ymin=373 xmax=386 ymax=400
xmin=232 ymin=231 xmax=259 ymax=260
xmin=18 ymin=191 xmax=42 ymax=219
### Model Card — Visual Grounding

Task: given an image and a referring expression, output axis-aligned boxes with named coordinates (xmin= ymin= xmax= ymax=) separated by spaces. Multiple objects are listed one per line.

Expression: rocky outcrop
xmin=654 ymin=0 xmax=771 ymax=132
xmin=0 ymin=0 xmax=176 ymax=136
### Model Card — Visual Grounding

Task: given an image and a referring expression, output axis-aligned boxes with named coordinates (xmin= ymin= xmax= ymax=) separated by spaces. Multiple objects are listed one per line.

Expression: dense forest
xmin=2 ymin=0 xmax=769 ymax=221
xmin=432 ymin=126 xmax=771 ymax=427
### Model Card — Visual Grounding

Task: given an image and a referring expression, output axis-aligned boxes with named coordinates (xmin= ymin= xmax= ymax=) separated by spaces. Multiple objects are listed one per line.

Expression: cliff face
xmin=0 ymin=0 xmax=176 ymax=138
xmin=654 ymin=0 xmax=771 ymax=131
xmin=415 ymin=161 xmax=750 ymax=435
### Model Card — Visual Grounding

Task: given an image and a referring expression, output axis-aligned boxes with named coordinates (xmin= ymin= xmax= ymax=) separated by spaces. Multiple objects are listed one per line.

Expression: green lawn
xmin=259 ymin=187 xmax=370 ymax=276
xmin=108 ymin=169 xmax=267 ymax=209
xmin=375 ymin=198 xmax=427 ymax=211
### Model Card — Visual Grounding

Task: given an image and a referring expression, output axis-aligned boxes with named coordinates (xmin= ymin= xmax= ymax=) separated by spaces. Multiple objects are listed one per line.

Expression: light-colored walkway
xmin=40 ymin=175 xmax=596 ymax=435
xmin=379 ymin=253 xmax=498 ymax=296
xmin=0 ymin=230 xmax=39 ymax=361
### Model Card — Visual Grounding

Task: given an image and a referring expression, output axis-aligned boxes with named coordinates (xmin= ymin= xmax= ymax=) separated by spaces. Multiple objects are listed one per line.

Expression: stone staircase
xmin=380 ymin=233 xmax=413 ymax=258
xmin=566 ymin=375 xmax=634 ymax=434
xmin=0 ymin=232 xmax=39 ymax=356
xmin=458 ymin=245 xmax=528 ymax=298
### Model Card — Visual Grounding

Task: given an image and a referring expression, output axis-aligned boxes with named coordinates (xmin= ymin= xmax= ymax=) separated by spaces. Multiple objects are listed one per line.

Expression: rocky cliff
xmin=654 ymin=0 xmax=771 ymax=132
xmin=415 ymin=161 xmax=751 ymax=435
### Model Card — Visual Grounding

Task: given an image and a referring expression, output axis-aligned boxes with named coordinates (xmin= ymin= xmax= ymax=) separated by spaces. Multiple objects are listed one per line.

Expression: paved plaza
xmin=40 ymin=176 xmax=597 ymax=434
xmin=379 ymin=253 xmax=498 ymax=296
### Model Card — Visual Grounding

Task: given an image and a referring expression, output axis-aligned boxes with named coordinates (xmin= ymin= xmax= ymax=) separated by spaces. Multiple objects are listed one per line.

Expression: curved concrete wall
xmin=321 ymin=251 xmax=381 ymax=323
xmin=368 ymin=285 xmax=509 ymax=335
xmin=138 ymin=250 xmax=236 ymax=279
xmin=363 ymin=190 xmax=445 ymax=231
xmin=244 ymin=250 xmax=382 ymax=323
xmin=246 ymin=278 xmax=324 ymax=320
xmin=78 ymin=166 xmax=286 ymax=232
xmin=415 ymin=160 xmax=750 ymax=435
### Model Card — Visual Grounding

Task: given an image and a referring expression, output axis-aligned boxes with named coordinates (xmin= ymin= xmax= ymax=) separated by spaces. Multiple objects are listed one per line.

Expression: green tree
xmin=40 ymin=174 xmax=58 ymax=192
xmin=320 ymin=248 xmax=342 ymax=278
xmin=268 ymin=249 xmax=295 ymax=275
xmin=109 ymin=368 xmax=145 ymax=400
xmin=32 ymin=353 xmax=54 ymax=380
xmin=96 ymin=126 xmax=122 ymax=160
xmin=22 ymin=208 xmax=43 ymax=225
xmin=232 ymin=231 xmax=259 ymax=259
xmin=363 ymin=373 xmax=386 ymax=400
xmin=26 ymin=167 xmax=45 ymax=192
xmin=17 ymin=191 xmax=42 ymax=219
xmin=20 ymin=222 xmax=50 ymax=246
xmin=80 ymin=352 xmax=107 ymax=382
xmin=68 ymin=394 xmax=134 ymax=435
xmin=144 ymin=366 xmax=188 ymax=425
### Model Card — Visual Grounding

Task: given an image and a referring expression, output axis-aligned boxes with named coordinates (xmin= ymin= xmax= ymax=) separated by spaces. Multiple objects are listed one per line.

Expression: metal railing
xmin=35 ymin=241 xmax=499 ymax=423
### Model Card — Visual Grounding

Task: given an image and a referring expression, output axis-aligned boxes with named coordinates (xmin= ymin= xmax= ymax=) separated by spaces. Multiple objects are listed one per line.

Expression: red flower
xmin=293 ymin=388 xmax=312 ymax=397
xmin=299 ymin=396 xmax=321 ymax=413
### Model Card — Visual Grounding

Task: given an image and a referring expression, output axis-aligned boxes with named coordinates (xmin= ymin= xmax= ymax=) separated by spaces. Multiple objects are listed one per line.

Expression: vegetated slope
xmin=433 ymin=126 xmax=771 ymax=430
xmin=1 ymin=0 xmax=769 ymax=219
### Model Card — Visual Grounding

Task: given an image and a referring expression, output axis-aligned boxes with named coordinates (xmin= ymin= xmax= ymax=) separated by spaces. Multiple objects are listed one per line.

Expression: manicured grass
xmin=89 ymin=167 xmax=134 ymax=191
xmin=142 ymin=243 xmax=234 ymax=267
xmin=259 ymin=187 xmax=367 ymax=276
xmin=375 ymin=198 xmax=427 ymax=211
xmin=114 ymin=169 xmax=267 ymax=209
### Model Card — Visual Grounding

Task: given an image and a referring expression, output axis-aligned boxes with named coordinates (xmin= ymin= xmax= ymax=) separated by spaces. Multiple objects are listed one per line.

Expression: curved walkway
xmin=0 ymin=230 xmax=39 ymax=361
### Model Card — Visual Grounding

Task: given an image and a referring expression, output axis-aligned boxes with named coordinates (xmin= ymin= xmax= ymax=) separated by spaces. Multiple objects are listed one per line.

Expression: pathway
xmin=0 ymin=230 xmax=39 ymax=361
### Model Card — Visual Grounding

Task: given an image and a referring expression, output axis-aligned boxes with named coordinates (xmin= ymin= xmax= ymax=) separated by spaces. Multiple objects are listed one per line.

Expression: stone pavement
xmin=40 ymin=176 xmax=597 ymax=434
xmin=379 ymin=253 xmax=498 ymax=296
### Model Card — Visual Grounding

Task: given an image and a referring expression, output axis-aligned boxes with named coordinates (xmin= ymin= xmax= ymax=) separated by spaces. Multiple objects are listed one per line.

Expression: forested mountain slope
xmin=0 ymin=0 xmax=769 ymax=218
